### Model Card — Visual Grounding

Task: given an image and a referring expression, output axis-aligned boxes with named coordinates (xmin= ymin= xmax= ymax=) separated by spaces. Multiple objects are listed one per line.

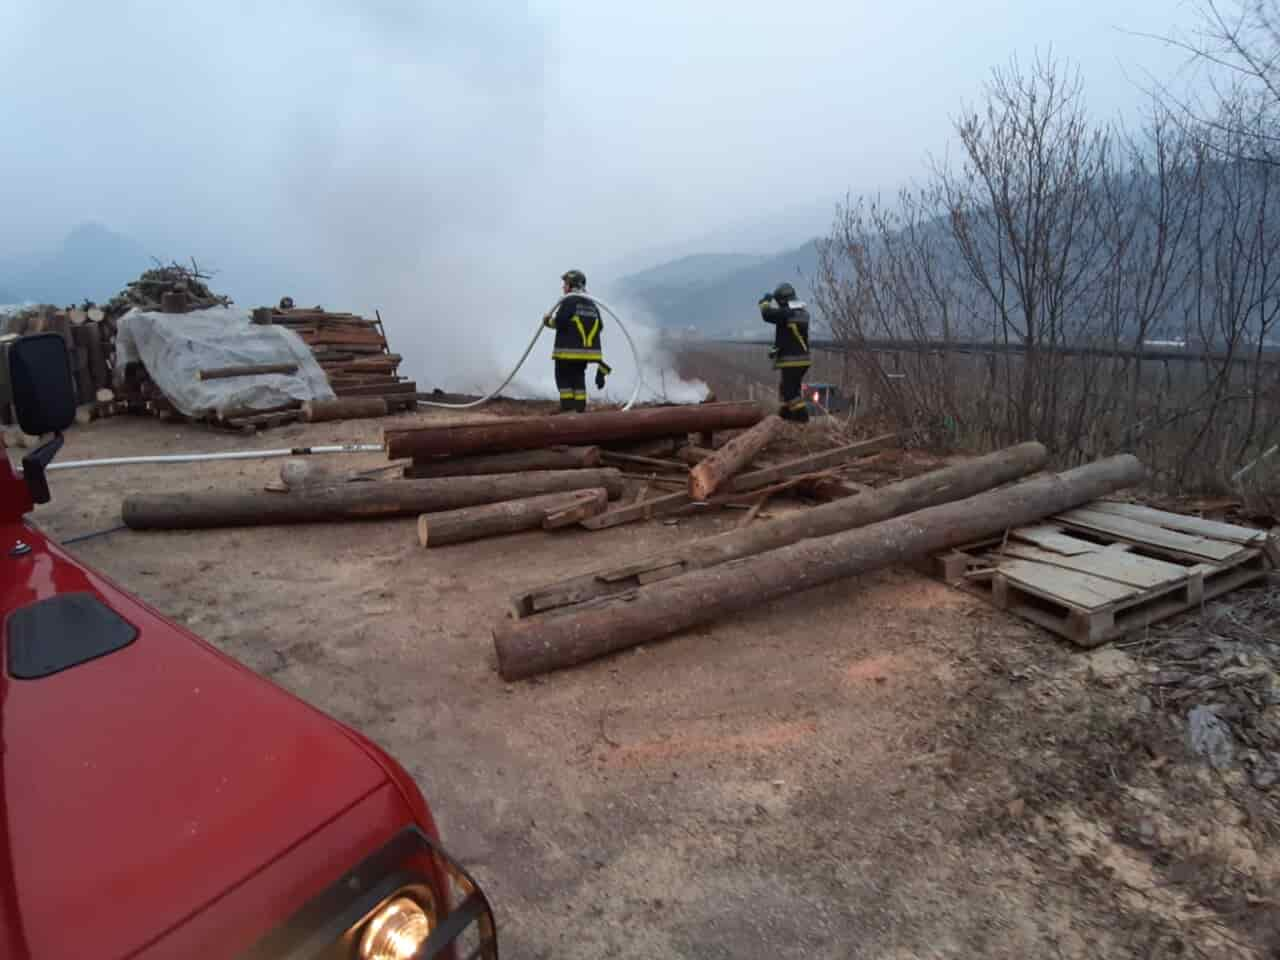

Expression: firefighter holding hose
xmin=544 ymin=269 xmax=612 ymax=413
xmin=759 ymin=282 xmax=812 ymax=423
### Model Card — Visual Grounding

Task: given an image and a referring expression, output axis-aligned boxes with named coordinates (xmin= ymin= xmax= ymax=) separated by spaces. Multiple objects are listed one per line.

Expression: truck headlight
xmin=358 ymin=895 xmax=433 ymax=960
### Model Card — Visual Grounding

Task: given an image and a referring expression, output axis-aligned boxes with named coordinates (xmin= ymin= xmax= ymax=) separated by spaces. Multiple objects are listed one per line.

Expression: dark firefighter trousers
xmin=555 ymin=359 xmax=588 ymax=412
xmin=778 ymin=366 xmax=810 ymax=422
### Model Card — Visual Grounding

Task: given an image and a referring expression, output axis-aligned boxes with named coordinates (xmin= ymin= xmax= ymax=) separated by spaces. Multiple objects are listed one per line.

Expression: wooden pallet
xmin=922 ymin=500 xmax=1277 ymax=647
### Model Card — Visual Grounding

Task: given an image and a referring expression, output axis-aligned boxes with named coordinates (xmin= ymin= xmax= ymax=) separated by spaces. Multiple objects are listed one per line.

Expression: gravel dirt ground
xmin=30 ymin=412 xmax=1280 ymax=959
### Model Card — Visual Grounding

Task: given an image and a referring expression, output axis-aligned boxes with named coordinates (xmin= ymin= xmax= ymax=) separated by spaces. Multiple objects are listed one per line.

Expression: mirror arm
xmin=21 ymin=433 xmax=64 ymax=505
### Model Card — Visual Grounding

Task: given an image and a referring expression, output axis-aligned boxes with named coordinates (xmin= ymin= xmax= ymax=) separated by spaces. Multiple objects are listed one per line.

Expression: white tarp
xmin=115 ymin=306 xmax=335 ymax=419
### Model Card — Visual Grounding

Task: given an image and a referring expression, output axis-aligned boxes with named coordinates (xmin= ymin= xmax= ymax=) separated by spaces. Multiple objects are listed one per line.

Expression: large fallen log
xmin=493 ymin=453 xmax=1145 ymax=679
xmin=384 ymin=401 xmax=764 ymax=460
xmin=123 ymin=469 xmax=625 ymax=530
xmin=579 ymin=433 xmax=900 ymax=530
xmin=417 ymin=488 xmax=608 ymax=547
xmin=689 ymin=414 xmax=786 ymax=500
xmin=301 ymin=397 xmax=389 ymax=422
xmin=404 ymin=447 xmax=601 ymax=479
xmin=515 ymin=441 xmax=1047 ymax=615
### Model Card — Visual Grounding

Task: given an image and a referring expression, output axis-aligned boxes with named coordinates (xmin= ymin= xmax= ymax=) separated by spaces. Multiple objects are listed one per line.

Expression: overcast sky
xmin=0 ymin=0 xmax=1207 ymax=390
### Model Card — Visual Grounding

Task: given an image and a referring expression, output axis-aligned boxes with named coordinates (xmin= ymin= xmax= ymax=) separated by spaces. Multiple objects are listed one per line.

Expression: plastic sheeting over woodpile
xmin=114 ymin=306 xmax=335 ymax=419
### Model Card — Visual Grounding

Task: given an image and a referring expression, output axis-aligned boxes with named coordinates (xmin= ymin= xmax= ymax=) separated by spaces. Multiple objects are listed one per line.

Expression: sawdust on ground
xmin=30 ymin=413 xmax=1280 ymax=959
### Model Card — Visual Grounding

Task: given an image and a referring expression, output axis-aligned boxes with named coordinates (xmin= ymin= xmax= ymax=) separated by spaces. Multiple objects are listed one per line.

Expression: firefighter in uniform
xmin=544 ymin=269 xmax=611 ymax=412
xmin=759 ymin=282 xmax=812 ymax=422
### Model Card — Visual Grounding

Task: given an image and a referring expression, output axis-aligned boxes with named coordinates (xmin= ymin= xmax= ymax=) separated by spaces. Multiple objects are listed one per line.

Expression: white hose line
xmin=47 ymin=443 xmax=384 ymax=472
xmin=417 ymin=291 xmax=646 ymax=411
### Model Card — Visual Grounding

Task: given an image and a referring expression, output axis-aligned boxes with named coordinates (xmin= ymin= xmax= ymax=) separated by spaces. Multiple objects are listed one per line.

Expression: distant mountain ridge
xmin=0 ymin=223 xmax=151 ymax=304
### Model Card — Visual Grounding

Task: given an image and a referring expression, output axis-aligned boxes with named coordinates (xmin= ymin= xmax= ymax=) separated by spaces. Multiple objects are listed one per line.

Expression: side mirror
xmin=7 ymin=333 xmax=76 ymax=504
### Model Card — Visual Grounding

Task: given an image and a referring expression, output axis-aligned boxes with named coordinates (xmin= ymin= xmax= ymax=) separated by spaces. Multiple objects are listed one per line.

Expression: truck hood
xmin=0 ymin=522 xmax=387 ymax=958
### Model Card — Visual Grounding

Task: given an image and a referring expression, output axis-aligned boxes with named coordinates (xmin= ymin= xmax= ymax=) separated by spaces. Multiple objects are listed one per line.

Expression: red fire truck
xmin=0 ymin=333 xmax=497 ymax=959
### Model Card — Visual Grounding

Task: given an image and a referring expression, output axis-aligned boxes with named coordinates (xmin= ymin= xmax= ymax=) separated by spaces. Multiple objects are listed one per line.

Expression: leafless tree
xmin=1150 ymin=0 xmax=1280 ymax=164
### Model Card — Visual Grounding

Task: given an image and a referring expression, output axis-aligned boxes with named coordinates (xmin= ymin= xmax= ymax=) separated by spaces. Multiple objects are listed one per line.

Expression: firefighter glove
xmin=595 ymin=367 xmax=607 ymax=390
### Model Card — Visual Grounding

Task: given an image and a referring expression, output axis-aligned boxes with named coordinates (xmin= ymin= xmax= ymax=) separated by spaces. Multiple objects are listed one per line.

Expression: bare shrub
xmin=816 ymin=53 xmax=1280 ymax=494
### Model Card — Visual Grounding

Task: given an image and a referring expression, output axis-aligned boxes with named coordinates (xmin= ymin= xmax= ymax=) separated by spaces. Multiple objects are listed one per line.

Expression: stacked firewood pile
xmin=106 ymin=262 xmax=242 ymax=427
xmin=2 ymin=303 xmax=118 ymax=437
xmin=2 ymin=270 xmax=416 ymax=436
xmin=252 ymin=302 xmax=416 ymax=416
xmin=104 ymin=261 xmax=232 ymax=318
xmin=2 ymin=263 xmax=245 ymax=435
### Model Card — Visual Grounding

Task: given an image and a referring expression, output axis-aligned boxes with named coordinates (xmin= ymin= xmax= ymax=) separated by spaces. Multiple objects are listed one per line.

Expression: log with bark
xmin=689 ymin=414 xmax=785 ymax=500
xmin=384 ymin=402 xmax=764 ymax=460
xmin=78 ymin=325 xmax=110 ymax=391
xmin=300 ymin=397 xmax=389 ymax=423
xmin=123 ymin=468 xmax=625 ymax=530
xmin=494 ymin=453 xmax=1146 ymax=679
xmin=417 ymin=488 xmax=608 ymax=547
xmin=198 ymin=363 xmax=299 ymax=381
xmin=515 ymin=441 xmax=1047 ymax=615
xmin=404 ymin=447 xmax=601 ymax=479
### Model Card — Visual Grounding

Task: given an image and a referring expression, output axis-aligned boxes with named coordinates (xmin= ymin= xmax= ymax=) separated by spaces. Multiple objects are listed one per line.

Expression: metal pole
xmin=47 ymin=443 xmax=384 ymax=472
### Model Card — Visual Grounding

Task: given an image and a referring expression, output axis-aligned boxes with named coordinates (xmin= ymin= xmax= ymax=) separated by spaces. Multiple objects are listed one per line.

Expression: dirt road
xmin=35 ymin=414 xmax=1280 ymax=958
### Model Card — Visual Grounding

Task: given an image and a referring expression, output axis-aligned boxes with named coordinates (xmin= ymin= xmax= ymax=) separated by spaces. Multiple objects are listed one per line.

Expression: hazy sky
xmin=0 ymin=0 xmax=1207 ymax=390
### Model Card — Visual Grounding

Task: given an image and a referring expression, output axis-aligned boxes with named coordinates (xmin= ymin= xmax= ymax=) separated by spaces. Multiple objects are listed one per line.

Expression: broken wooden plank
xmin=1056 ymin=507 xmax=1243 ymax=562
xmin=1086 ymin=500 xmax=1268 ymax=545
xmin=994 ymin=559 xmax=1141 ymax=610
xmin=1000 ymin=543 xmax=1189 ymax=590
xmin=581 ymin=491 xmax=691 ymax=529
xmin=1010 ymin=525 xmax=1102 ymax=555
xmin=543 ymin=493 xmax=609 ymax=529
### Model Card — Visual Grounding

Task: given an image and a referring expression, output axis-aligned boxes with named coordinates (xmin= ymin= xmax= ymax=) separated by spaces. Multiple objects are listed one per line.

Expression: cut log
xmin=579 ymin=491 xmax=692 ymax=530
xmin=123 ymin=468 xmax=626 ymax=530
xmin=384 ymin=402 xmax=764 ymax=460
xmin=728 ymin=433 xmax=899 ymax=493
xmin=417 ymin=489 xmax=608 ymax=547
xmin=197 ymin=363 xmax=299 ymax=381
xmin=87 ymin=307 xmax=105 ymax=324
xmin=689 ymin=414 xmax=786 ymax=500
xmin=578 ymin=433 xmax=900 ymax=530
xmin=74 ymin=405 xmax=97 ymax=427
xmin=95 ymin=388 xmax=115 ymax=404
xmin=494 ymin=453 xmax=1146 ymax=679
xmin=300 ymin=397 xmax=389 ymax=423
xmin=404 ymin=447 xmax=602 ymax=479
xmin=513 ymin=441 xmax=1048 ymax=616
xmin=160 ymin=291 xmax=189 ymax=313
